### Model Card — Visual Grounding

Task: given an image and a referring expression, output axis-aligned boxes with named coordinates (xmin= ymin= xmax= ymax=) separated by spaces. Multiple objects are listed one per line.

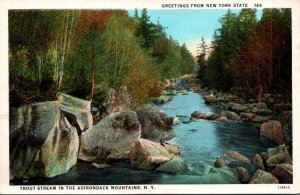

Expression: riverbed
xmin=11 ymin=91 xmax=275 ymax=185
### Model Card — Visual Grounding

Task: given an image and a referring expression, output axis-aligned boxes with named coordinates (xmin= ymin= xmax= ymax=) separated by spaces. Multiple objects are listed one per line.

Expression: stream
xmin=11 ymin=91 xmax=275 ymax=185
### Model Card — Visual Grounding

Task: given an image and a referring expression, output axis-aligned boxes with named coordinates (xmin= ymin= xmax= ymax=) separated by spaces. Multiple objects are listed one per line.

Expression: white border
xmin=1 ymin=0 xmax=300 ymax=194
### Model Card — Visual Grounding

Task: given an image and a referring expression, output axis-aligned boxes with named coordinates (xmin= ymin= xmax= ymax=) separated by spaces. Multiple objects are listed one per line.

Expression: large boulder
xmin=221 ymin=111 xmax=241 ymax=121
xmin=10 ymin=101 xmax=60 ymax=179
xmin=59 ymin=93 xmax=93 ymax=133
xmin=266 ymin=145 xmax=292 ymax=167
xmin=137 ymin=110 xmax=175 ymax=143
xmin=78 ymin=111 xmax=141 ymax=162
xmin=224 ymin=150 xmax=251 ymax=163
xmin=156 ymin=157 xmax=187 ymax=174
xmin=130 ymin=138 xmax=174 ymax=171
xmin=24 ymin=114 xmax=79 ymax=178
xmin=271 ymin=164 xmax=293 ymax=184
xmin=9 ymin=95 xmax=91 ymax=179
xmin=249 ymin=169 xmax=279 ymax=184
xmin=260 ymin=121 xmax=283 ymax=145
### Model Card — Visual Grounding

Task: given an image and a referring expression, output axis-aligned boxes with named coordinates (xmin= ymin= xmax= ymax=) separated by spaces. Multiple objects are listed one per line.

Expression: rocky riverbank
xmin=9 ymin=88 xmax=185 ymax=181
xmin=9 ymin=75 xmax=293 ymax=184
xmin=157 ymin=74 xmax=293 ymax=184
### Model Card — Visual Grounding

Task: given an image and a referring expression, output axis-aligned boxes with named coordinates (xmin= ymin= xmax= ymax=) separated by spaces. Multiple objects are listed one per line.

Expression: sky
xmin=128 ymin=9 xmax=262 ymax=57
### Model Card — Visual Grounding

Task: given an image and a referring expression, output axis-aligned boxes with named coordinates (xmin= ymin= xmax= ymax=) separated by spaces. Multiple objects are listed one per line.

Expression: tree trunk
xmin=268 ymin=20 xmax=273 ymax=89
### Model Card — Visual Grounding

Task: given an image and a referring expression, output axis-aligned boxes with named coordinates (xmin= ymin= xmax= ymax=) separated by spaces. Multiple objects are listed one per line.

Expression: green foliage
xmin=203 ymin=8 xmax=291 ymax=100
xmin=197 ymin=37 xmax=207 ymax=79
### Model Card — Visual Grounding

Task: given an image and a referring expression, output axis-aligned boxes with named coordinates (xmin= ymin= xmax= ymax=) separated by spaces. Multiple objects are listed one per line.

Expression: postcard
xmin=0 ymin=0 xmax=299 ymax=194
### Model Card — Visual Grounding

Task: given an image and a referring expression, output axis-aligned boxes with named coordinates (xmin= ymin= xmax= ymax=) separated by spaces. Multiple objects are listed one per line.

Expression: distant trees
xmin=197 ymin=37 xmax=207 ymax=80
xmin=132 ymin=9 xmax=196 ymax=80
xmin=9 ymin=9 xmax=196 ymax=106
xmin=201 ymin=8 xmax=291 ymax=100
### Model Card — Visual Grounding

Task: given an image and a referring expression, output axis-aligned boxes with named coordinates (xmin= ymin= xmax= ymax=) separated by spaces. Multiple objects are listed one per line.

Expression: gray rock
xmin=156 ymin=157 xmax=187 ymax=174
xmin=92 ymin=163 xmax=112 ymax=169
xmin=156 ymin=95 xmax=171 ymax=104
xmin=235 ymin=167 xmax=251 ymax=183
xmin=191 ymin=111 xmax=216 ymax=120
xmin=221 ymin=111 xmax=241 ymax=121
xmin=256 ymin=109 xmax=273 ymax=116
xmin=78 ymin=111 xmax=141 ymax=162
xmin=260 ymin=152 xmax=268 ymax=161
xmin=260 ymin=120 xmax=283 ymax=145
xmin=224 ymin=150 xmax=251 ymax=163
xmin=253 ymin=154 xmax=265 ymax=170
xmin=24 ymin=114 xmax=79 ymax=178
xmin=163 ymin=143 xmax=180 ymax=156
xmin=207 ymin=113 xmax=221 ymax=120
xmin=214 ymin=158 xmax=225 ymax=168
xmin=10 ymin=95 xmax=92 ymax=179
xmin=172 ymin=117 xmax=181 ymax=125
xmin=252 ymin=115 xmax=270 ymax=123
xmin=232 ymin=103 xmax=248 ymax=112
xmin=137 ymin=110 xmax=175 ymax=143
xmin=251 ymin=107 xmax=259 ymax=113
xmin=240 ymin=112 xmax=255 ymax=121
xmin=249 ymin=169 xmax=279 ymax=184
xmin=216 ymin=116 xmax=228 ymax=122
xmin=130 ymin=138 xmax=174 ymax=171
xmin=59 ymin=93 xmax=93 ymax=132
xmin=266 ymin=145 xmax=292 ymax=167
xmin=203 ymin=94 xmax=217 ymax=104
xmin=10 ymin=101 xmax=60 ymax=179
xmin=256 ymin=102 xmax=268 ymax=109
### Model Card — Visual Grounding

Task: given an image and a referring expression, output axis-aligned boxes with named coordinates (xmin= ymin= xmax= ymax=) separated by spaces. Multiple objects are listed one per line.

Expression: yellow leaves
xmin=124 ymin=60 xmax=162 ymax=104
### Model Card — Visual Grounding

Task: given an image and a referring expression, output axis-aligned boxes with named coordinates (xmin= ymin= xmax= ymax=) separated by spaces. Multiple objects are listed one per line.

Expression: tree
xmin=9 ymin=10 xmax=80 ymax=106
xmin=197 ymin=37 xmax=207 ymax=79
xmin=180 ymin=43 xmax=195 ymax=74
xmin=234 ymin=9 xmax=291 ymax=99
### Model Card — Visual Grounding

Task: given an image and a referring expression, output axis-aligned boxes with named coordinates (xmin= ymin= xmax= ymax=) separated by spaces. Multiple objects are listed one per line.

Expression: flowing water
xmin=11 ymin=91 xmax=275 ymax=185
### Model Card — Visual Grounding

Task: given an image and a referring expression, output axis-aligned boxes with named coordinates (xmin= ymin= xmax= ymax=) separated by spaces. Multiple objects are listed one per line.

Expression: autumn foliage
xmin=201 ymin=9 xmax=291 ymax=100
xmin=9 ymin=9 xmax=195 ymax=106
